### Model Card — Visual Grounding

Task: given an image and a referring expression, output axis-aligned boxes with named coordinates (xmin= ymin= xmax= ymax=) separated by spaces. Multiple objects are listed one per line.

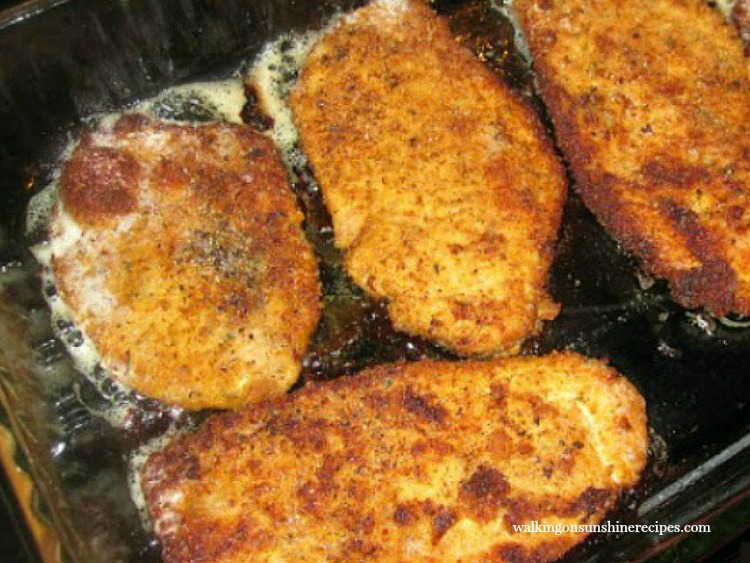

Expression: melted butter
xmin=714 ymin=0 xmax=737 ymax=20
xmin=26 ymin=181 xmax=61 ymax=242
xmin=247 ymin=28 xmax=330 ymax=164
xmin=127 ymin=426 xmax=188 ymax=531
xmin=136 ymin=78 xmax=247 ymax=124
xmin=31 ymin=206 xmax=137 ymax=428
xmin=496 ymin=0 xmax=532 ymax=65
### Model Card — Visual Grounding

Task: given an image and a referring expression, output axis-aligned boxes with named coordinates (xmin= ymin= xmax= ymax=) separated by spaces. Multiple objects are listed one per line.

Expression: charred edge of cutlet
xmin=525 ymin=41 xmax=739 ymax=316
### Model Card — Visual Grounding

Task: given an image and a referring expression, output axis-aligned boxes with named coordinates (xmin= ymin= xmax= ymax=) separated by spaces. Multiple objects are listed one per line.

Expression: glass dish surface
xmin=0 ymin=0 xmax=749 ymax=561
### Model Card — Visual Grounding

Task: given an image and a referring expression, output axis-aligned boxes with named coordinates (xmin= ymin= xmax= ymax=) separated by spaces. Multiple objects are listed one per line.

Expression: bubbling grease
xmin=127 ymin=426 xmax=187 ymax=531
xmin=247 ymin=28 xmax=331 ymax=166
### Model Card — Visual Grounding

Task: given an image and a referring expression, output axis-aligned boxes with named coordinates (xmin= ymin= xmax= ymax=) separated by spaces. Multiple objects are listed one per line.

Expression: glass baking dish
xmin=0 ymin=0 xmax=749 ymax=561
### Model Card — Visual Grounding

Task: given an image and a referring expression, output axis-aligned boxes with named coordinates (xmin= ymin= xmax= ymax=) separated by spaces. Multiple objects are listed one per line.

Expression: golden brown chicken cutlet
xmin=515 ymin=0 xmax=750 ymax=315
xmin=50 ymin=114 xmax=321 ymax=410
xmin=142 ymin=352 xmax=648 ymax=563
xmin=289 ymin=0 xmax=567 ymax=356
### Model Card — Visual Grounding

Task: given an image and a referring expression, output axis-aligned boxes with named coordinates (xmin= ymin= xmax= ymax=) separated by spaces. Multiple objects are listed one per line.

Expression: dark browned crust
xmin=528 ymin=63 xmax=726 ymax=312
xmin=515 ymin=0 xmax=750 ymax=315
xmin=459 ymin=465 xmax=512 ymax=523
xmin=142 ymin=353 xmax=648 ymax=562
xmin=551 ymin=117 xmax=739 ymax=314
xmin=60 ymin=145 xmax=142 ymax=226
xmin=402 ymin=386 xmax=448 ymax=425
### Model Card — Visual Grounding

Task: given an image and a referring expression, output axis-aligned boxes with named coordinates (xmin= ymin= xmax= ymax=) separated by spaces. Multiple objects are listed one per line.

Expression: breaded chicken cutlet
xmin=142 ymin=352 xmax=648 ymax=563
xmin=289 ymin=0 xmax=567 ymax=356
xmin=514 ymin=0 xmax=750 ymax=315
xmin=50 ymin=115 xmax=321 ymax=410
